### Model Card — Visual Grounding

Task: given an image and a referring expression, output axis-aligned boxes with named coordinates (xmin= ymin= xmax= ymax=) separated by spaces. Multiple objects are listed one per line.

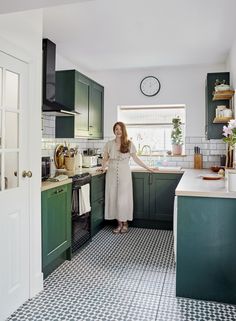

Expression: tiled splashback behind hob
xmin=42 ymin=115 xmax=228 ymax=169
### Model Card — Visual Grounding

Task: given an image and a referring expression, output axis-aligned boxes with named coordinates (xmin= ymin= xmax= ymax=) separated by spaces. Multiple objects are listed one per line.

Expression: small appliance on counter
xmin=97 ymin=154 xmax=103 ymax=166
xmin=82 ymin=155 xmax=98 ymax=168
xmin=42 ymin=156 xmax=51 ymax=181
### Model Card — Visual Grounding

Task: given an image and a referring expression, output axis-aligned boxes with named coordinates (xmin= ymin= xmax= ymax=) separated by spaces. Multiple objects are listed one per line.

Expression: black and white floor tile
xmin=8 ymin=227 xmax=236 ymax=321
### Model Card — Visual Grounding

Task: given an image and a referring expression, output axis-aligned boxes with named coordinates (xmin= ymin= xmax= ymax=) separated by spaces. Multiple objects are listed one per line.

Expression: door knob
xmin=22 ymin=170 xmax=32 ymax=178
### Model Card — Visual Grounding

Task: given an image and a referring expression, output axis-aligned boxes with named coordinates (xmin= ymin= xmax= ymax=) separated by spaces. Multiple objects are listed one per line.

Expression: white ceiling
xmin=0 ymin=0 xmax=90 ymax=14
xmin=3 ymin=0 xmax=236 ymax=72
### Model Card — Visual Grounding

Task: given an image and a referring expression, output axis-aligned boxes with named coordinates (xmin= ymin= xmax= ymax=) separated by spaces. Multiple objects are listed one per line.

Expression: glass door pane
xmin=5 ymin=111 xmax=19 ymax=148
xmin=4 ymin=152 xmax=19 ymax=189
xmin=0 ymin=68 xmax=2 ymax=106
xmin=5 ymin=70 xmax=19 ymax=109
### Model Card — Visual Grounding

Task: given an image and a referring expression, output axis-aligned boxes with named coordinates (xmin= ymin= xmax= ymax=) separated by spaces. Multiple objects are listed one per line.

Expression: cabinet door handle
xmin=54 ymin=189 xmax=64 ymax=194
xmin=149 ymin=173 xmax=153 ymax=185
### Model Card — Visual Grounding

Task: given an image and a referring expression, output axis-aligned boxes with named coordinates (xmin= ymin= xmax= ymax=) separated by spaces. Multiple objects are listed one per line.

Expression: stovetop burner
xmin=72 ymin=172 xmax=90 ymax=180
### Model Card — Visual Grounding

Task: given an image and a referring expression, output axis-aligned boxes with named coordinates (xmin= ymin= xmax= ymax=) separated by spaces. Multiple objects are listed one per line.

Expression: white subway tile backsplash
xmin=41 ymin=135 xmax=229 ymax=169
xmin=189 ymin=137 xmax=202 ymax=143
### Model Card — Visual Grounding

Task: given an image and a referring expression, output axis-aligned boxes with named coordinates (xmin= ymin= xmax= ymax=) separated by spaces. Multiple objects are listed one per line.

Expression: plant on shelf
xmin=171 ymin=116 xmax=183 ymax=155
xmin=222 ymin=119 xmax=236 ymax=167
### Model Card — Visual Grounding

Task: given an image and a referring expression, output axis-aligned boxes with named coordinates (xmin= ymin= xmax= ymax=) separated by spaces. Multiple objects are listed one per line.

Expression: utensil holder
xmin=65 ymin=157 xmax=75 ymax=171
xmin=194 ymin=154 xmax=203 ymax=169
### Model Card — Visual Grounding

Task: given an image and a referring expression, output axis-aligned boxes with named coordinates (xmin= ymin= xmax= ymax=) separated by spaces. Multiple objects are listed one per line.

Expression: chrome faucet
xmin=141 ymin=145 xmax=152 ymax=155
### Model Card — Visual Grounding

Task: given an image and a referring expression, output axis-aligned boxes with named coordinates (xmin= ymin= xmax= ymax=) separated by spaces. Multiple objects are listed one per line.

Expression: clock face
xmin=140 ymin=76 xmax=161 ymax=97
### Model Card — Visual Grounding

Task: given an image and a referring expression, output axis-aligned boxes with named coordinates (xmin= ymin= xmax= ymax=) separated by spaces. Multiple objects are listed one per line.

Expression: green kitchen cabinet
xmin=176 ymin=195 xmax=236 ymax=304
xmin=89 ymin=82 xmax=104 ymax=139
xmin=41 ymin=183 xmax=72 ymax=277
xmin=205 ymin=72 xmax=230 ymax=139
xmin=132 ymin=172 xmax=182 ymax=229
xmin=55 ymin=70 xmax=104 ymax=139
xmin=90 ymin=173 xmax=105 ymax=236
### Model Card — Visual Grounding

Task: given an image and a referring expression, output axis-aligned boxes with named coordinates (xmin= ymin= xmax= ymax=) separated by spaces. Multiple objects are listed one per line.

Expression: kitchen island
xmin=175 ymin=169 xmax=236 ymax=304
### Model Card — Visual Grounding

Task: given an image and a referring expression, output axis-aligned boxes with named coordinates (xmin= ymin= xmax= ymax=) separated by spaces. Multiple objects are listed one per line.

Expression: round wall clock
xmin=140 ymin=76 xmax=161 ymax=97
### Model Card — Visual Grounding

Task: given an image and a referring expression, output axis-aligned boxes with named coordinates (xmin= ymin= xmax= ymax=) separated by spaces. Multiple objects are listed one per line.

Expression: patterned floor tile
xmin=126 ymin=306 xmax=157 ymax=321
xmin=131 ymin=292 xmax=161 ymax=311
xmin=7 ymin=226 xmax=236 ymax=321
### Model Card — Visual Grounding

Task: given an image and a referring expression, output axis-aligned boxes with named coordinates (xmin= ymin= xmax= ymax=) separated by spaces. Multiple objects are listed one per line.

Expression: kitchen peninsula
xmin=175 ymin=169 xmax=236 ymax=304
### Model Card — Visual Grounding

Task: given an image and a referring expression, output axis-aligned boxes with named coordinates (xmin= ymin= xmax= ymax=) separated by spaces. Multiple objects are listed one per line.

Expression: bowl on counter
xmin=210 ymin=166 xmax=224 ymax=173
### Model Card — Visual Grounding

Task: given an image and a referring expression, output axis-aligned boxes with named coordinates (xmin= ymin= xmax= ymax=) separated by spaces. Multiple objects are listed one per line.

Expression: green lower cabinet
xmin=176 ymin=196 xmax=236 ymax=304
xmin=90 ymin=174 xmax=105 ymax=236
xmin=41 ymin=183 xmax=72 ymax=277
xmin=132 ymin=172 xmax=182 ymax=229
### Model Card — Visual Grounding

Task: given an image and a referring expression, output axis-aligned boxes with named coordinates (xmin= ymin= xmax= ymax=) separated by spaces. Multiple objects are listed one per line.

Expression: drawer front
xmin=91 ymin=174 xmax=105 ymax=202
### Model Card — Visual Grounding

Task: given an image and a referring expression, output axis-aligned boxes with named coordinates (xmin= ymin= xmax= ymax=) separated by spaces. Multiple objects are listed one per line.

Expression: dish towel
xmin=71 ymin=189 xmax=79 ymax=215
xmin=79 ymin=183 xmax=91 ymax=215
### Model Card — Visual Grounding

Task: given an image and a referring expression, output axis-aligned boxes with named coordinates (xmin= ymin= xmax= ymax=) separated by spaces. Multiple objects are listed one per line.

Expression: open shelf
xmin=212 ymin=90 xmax=235 ymax=100
xmin=213 ymin=117 xmax=233 ymax=124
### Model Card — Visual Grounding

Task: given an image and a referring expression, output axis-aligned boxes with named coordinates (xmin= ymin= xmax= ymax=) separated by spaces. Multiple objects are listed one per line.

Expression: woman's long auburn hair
xmin=113 ymin=121 xmax=131 ymax=153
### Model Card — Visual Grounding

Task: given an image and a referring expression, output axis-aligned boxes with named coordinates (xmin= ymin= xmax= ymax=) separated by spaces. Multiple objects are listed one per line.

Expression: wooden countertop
xmin=176 ymin=169 xmax=236 ymax=199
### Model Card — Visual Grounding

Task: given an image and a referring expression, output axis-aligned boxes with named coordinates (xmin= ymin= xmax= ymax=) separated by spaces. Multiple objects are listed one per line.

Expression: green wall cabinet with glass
xmin=55 ymin=70 xmax=104 ymax=139
xmin=205 ymin=72 xmax=230 ymax=139
xmin=132 ymin=172 xmax=182 ymax=229
xmin=90 ymin=173 xmax=105 ymax=236
xmin=41 ymin=183 xmax=72 ymax=277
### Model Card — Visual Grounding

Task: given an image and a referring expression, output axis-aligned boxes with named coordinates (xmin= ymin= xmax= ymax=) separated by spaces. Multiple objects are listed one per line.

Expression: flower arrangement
xmin=223 ymin=119 xmax=236 ymax=147
xmin=222 ymin=119 xmax=236 ymax=167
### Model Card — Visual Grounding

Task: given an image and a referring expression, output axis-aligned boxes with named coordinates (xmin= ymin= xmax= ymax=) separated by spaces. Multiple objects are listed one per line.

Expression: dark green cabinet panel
xmin=41 ymin=183 xmax=72 ymax=275
xmin=132 ymin=172 xmax=150 ymax=219
xmin=55 ymin=70 xmax=103 ymax=139
xmin=75 ymin=72 xmax=90 ymax=137
xmin=177 ymin=196 xmax=236 ymax=304
xmin=90 ymin=174 xmax=105 ymax=236
xmin=205 ymin=72 xmax=230 ymax=139
xmin=89 ymin=82 xmax=104 ymax=139
xmin=150 ymin=174 xmax=182 ymax=221
xmin=132 ymin=172 xmax=182 ymax=229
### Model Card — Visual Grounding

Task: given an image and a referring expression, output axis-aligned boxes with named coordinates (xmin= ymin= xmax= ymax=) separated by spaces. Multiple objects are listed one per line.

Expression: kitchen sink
xmin=157 ymin=166 xmax=182 ymax=171
xmin=130 ymin=165 xmax=182 ymax=172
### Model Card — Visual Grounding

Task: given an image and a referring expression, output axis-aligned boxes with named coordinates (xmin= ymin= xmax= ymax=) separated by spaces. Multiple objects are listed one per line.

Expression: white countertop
xmin=176 ymin=169 xmax=236 ymax=199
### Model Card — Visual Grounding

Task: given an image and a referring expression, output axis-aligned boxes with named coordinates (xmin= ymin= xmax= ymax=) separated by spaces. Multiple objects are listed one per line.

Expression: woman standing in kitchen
xmin=101 ymin=121 xmax=155 ymax=234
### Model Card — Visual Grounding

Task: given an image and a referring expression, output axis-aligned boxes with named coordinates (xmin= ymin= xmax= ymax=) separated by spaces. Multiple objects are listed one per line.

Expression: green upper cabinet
xmin=132 ymin=172 xmax=182 ymax=229
xmin=74 ymin=72 xmax=90 ymax=137
xmin=55 ymin=70 xmax=104 ymax=139
xmin=205 ymin=72 xmax=230 ymax=139
xmin=89 ymin=82 xmax=104 ymax=139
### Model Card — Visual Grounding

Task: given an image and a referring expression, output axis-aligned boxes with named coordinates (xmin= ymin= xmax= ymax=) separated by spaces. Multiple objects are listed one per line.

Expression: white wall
xmin=56 ymin=55 xmax=227 ymax=138
xmin=227 ymin=40 xmax=236 ymax=89
xmin=0 ymin=9 xmax=43 ymax=298
xmin=88 ymin=64 xmax=226 ymax=137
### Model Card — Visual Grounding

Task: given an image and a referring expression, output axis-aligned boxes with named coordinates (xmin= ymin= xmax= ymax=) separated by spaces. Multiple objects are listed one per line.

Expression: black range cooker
xmin=70 ymin=172 xmax=91 ymax=253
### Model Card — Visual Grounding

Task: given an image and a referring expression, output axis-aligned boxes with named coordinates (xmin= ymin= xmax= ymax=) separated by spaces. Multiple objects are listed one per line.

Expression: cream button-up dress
xmin=104 ymin=140 xmax=136 ymax=222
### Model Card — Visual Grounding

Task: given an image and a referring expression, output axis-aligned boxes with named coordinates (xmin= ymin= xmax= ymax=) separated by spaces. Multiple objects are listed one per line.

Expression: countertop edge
xmin=41 ymin=178 xmax=72 ymax=192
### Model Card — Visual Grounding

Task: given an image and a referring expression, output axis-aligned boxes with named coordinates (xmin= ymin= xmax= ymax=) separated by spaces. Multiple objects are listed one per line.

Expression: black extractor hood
xmin=42 ymin=38 xmax=78 ymax=116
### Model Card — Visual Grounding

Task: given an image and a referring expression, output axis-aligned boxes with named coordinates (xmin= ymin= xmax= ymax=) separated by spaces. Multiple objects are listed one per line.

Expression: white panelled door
xmin=0 ymin=51 xmax=30 ymax=320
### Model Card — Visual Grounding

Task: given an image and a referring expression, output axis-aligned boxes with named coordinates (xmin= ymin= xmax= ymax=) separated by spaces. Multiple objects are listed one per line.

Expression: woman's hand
xmin=96 ymin=167 xmax=106 ymax=173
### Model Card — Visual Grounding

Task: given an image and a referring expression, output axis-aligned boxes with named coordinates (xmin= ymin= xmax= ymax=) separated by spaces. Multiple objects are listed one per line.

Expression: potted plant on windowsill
xmin=171 ymin=116 xmax=183 ymax=155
